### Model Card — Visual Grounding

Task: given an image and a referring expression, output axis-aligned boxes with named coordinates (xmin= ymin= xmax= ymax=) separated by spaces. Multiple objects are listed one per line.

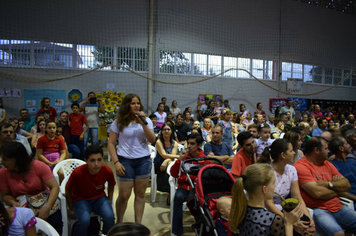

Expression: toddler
xmin=255 ymin=123 xmax=274 ymax=158
xmin=215 ymin=196 xmax=232 ymax=236
xmin=214 ymin=101 xmax=223 ymax=116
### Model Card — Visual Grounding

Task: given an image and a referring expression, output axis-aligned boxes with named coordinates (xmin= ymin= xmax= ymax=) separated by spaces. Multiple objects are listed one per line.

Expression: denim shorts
xmin=117 ymin=155 xmax=152 ymax=181
xmin=313 ymin=205 xmax=356 ymax=236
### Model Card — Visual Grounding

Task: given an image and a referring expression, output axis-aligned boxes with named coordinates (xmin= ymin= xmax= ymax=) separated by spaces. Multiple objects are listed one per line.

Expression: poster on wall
xmin=24 ymin=89 xmax=66 ymax=119
xmin=0 ymin=88 xmax=21 ymax=97
xmin=269 ymin=98 xmax=287 ymax=114
xmin=197 ymin=94 xmax=223 ymax=106
xmin=286 ymin=78 xmax=303 ymax=94
xmin=288 ymin=97 xmax=308 ymax=112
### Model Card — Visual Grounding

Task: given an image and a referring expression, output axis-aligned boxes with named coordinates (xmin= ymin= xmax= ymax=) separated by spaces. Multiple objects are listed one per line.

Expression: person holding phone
xmin=79 ymin=92 xmax=105 ymax=149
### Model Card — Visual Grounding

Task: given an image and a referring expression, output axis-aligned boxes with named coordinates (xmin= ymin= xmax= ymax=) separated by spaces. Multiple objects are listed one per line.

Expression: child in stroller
xmin=216 ymin=196 xmax=232 ymax=236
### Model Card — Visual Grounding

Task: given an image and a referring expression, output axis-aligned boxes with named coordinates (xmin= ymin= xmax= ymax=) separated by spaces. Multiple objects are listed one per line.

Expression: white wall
xmin=0 ymin=0 xmax=356 ymax=118
xmin=1 ymin=66 xmax=354 ymax=118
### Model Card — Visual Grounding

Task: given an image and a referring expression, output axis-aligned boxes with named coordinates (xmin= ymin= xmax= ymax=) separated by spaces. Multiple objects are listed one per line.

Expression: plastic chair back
xmin=53 ymin=159 xmax=86 ymax=184
xmin=35 ymin=217 xmax=60 ymax=236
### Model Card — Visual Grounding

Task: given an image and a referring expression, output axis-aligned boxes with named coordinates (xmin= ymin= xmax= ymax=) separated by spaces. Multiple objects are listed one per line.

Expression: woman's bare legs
xmin=133 ymin=177 xmax=150 ymax=223
xmin=116 ymin=180 xmax=134 ymax=223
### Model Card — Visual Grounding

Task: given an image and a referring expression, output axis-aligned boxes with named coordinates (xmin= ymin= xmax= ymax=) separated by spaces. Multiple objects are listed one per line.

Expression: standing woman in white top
xmin=154 ymin=103 xmax=167 ymax=128
xmin=108 ymin=94 xmax=156 ymax=224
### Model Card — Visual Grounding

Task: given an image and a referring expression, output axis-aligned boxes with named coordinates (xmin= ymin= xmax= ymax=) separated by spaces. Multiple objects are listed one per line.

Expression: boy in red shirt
xmin=66 ymin=145 xmax=115 ymax=235
xmin=69 ymin=103 xmax=89 ymax=160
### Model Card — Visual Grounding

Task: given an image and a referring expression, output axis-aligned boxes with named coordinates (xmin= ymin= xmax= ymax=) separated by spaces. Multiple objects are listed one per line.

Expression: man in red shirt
xmin=231 ymin=131 xmax=257 ymax=180
xmin=66 ymin=145 xmax=115 ymax=235
xmin=294 ymin=137 xmax=356 ymax=236
xmin=69 ymin=103 xmax=89 ymax=160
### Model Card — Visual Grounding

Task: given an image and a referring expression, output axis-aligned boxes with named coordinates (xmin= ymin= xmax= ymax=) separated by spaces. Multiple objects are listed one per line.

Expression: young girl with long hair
xmin=154 ymin=103 xmax=167 ymax=128
xmin=108 ymin=93 xmax=155 ymax=224
xmin=217 ymin=108 xmax=234 ymax=148
xmin=229 ymin=163 xmax=302 ymax=235
xmin=36 ymin=121 xmax=66 ymax=169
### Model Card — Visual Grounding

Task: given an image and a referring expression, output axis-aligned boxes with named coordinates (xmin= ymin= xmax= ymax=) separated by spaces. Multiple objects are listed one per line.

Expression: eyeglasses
xmin=163 ymin=129 xmax=171 ymax=132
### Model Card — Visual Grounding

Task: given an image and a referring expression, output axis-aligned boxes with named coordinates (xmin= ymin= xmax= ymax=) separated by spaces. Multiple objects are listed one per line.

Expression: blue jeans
xmin=67 ymin=144 xmax=80 ymax=159
xmin=71 ymin=135 xmax=84 ymax=160
xmin=83 ymin=128 xmax=99 ymax=149
xmin=313 ymin=205 xmax=356 ymax=236
xmin=72 ymin=196 xmax=115 ymax=235
xmin=172 ymin=188 xmax=190 ymax=235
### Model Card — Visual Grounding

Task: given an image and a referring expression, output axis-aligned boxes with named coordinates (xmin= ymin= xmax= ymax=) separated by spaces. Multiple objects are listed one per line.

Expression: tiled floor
xmin=103 ymin=151 xmax=196 ymax=236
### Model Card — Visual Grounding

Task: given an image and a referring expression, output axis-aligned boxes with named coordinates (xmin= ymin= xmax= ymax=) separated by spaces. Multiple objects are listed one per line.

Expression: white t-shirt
xmin=272 ymin=164 xmax=298 ymax=211
xmin=170 ymin=107 xmax=181 ymax=116
xmin=154 ymin=111 xmax=167 ymax=123
xmin=110 ymin=118 xmax=153 ymax=159
xmin=255 ymin=138 xmax=275 ymax=155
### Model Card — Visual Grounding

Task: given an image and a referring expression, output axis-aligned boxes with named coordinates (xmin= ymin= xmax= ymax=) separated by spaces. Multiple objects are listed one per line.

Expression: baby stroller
xmin=182 ymin=157 xmax=236 ymax=236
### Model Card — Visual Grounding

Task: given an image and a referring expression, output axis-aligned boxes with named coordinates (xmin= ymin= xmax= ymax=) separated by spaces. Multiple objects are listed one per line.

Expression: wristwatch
xmin=328 ymin=181 xmax=334 ymax=188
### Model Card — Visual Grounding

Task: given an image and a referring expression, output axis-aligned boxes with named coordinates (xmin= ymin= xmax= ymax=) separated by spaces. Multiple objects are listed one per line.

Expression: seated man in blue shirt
xmin=330 ymin=136 xmax=356 ymax=206
xmin=203 ymin=126 xmax=234 ymax=169
xmin=312 ymin=117 xmax=328 ymax=137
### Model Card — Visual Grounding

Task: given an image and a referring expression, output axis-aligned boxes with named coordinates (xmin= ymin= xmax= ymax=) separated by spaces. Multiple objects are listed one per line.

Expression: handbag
xmin=17 ymin=190 xmax=60 ymax=216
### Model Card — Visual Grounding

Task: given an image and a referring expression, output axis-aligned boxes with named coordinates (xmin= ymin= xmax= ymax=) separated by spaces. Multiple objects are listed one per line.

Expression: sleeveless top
xmin=154 ymin=140 xmax=175 ymax=173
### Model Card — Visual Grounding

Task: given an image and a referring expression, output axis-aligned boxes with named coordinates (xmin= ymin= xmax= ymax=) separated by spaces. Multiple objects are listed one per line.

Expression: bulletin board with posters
xmin=269 ymin=98 xmax=287 ymax=114
xmin=288 ymin=97 xmax=308 ymax=112
xmin=24 ymin=89 xmax=66 ymax=119
xmin=197 ymin=94 xmax=223 ymax=107
xmin=197 ymin=94 xmax=223 ymax=119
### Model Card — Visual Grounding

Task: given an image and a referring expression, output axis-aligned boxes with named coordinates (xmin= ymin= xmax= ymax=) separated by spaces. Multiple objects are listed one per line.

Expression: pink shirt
xmin=0 ymin=160 xmax=53 ymax=197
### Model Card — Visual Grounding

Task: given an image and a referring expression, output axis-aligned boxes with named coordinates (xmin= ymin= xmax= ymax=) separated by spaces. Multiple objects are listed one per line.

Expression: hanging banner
xmin=287 ymin=78 xmax=303 ymax=94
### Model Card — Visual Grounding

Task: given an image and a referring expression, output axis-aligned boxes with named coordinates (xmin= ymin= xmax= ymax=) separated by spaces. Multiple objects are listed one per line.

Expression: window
xmin=237 ymin=58 xmax=250 ymax=78
xmin=303 ymin=65 xmax=313 ymax=82
xmin=223 ymin=57 xmax=237 ymax=77
xmin=208 ymin=55 xmax=221 ymax=76
xmin=193 ymin=54 xmax=207 ymax=75
xmin=282 ymin=62 xmax=302 ymax=81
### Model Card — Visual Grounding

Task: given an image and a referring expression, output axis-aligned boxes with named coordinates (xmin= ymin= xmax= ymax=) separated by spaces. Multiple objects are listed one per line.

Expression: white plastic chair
xmin=35 ymin=217 xmax=60 ymax=236
xmin=53 ymin=159 xmax=86 ymax=185
xmin=53 ymin=159 xmax=86 ymax=236
xmin=149 ymin=145 xmax=158 ymax=202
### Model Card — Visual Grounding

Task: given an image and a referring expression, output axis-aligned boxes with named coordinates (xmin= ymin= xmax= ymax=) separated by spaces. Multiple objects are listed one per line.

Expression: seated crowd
xmin=1 ymin=94 xmax=356 ymax=236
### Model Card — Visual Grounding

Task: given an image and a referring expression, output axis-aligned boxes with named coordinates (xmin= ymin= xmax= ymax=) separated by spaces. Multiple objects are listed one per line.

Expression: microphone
xmin=136 ymin=112 xmax=148 ymax=125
